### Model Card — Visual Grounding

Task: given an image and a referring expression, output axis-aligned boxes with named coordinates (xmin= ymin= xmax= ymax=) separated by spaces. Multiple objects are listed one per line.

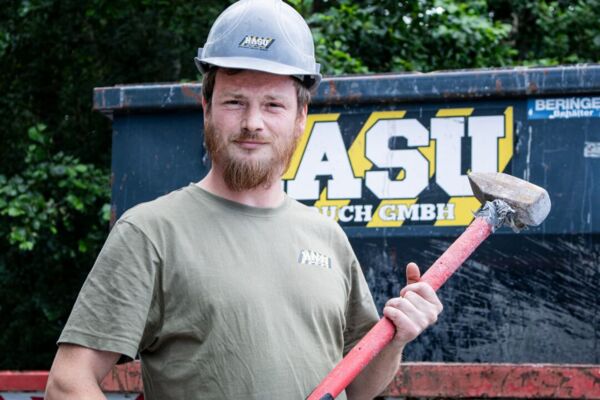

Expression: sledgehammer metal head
xmin=468 ymin=172 xmax=551 ymax=229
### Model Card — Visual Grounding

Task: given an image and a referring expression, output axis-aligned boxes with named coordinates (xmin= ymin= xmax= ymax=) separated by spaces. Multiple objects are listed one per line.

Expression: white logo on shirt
xmin=298 ymin=249 xmax=332 ymax=269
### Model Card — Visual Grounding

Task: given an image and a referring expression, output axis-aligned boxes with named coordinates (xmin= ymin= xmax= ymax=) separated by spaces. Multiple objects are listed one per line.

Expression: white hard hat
xmin=195 ymin=0 xmax=322 ymax=90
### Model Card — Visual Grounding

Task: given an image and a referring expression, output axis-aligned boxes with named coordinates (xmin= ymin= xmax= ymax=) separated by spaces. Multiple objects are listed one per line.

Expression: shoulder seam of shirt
xmin=117 ymin=219 xmax=164 ymax=262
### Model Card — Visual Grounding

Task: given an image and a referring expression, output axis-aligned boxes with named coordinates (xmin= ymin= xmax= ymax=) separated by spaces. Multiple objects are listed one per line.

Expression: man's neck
xmin=196 ymin=169 xmax=285 ymax=208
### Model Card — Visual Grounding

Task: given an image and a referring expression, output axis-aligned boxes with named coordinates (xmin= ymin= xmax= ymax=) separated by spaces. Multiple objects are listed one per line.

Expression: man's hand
xmin=346 ymin=262 xmax=442 ymax=399
xmin=383 ymin=262 xmax=443 ymax=347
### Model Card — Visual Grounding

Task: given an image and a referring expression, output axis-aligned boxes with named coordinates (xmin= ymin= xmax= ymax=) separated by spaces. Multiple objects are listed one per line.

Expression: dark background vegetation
xmin=1 ymin=0 xmax=599 ymax=369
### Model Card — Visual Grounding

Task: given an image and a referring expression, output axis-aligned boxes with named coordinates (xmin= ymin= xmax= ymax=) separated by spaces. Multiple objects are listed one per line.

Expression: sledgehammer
xmin=306 ymin=172 xmax=551 ymax=400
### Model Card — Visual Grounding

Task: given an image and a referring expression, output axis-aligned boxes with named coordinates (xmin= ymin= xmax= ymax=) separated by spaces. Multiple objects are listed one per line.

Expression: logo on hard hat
xmin=239 ymin=35 xmax=275 ymax=51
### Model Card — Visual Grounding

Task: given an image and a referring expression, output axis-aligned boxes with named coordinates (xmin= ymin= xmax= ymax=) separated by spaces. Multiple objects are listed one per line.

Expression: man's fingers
xmin=403 ymin=291 xmax=440 ymax=323
xmin=387 ymin=292 xmax=439 ymax=324
xmin=406 ymin=262 xmax=421 ymax=285
xmin=400 ymin=282 xmax=440 ymax=308
xmin=385 ymin=296 xmax=416 ymax=311
xmin=386 ymin=296 xmax=433 ymax=326
xmin=385 ymin=264 xmax=443 ymax=346
xmin=383 ymin=303 xmax=424 ymax=343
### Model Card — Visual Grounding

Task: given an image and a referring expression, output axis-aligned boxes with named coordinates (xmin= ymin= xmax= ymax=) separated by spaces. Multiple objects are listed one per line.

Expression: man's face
xmin=202 ymin=69 xmax=307 ymax=192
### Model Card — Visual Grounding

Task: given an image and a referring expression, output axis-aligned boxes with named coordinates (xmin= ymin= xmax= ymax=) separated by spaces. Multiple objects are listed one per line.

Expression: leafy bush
xmin=302 ymin=0 xmax=599 ymax=75
xmin=0 ymin=125 xmax=110 ymax=369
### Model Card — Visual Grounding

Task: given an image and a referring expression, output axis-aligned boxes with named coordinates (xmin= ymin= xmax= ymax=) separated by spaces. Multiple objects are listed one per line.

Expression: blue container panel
xmin=356 ymin=234 xmax=599 ymax=364
xmin=111 ymin=111 xmax=207 ymax=219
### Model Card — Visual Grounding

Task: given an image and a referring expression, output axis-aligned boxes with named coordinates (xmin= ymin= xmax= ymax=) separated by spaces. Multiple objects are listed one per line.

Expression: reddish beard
xmin=203 ymin=117 xmax=301 ymax=192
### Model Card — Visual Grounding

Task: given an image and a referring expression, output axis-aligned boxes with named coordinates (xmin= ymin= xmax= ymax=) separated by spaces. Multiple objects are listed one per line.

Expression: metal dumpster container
xmin=23 ymin=65 xmax=597 ymax=398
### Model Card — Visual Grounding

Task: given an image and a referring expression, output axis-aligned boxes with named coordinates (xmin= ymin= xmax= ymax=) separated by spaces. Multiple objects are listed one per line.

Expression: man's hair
xmin=201 ymin=68 xmax=311 ymax=114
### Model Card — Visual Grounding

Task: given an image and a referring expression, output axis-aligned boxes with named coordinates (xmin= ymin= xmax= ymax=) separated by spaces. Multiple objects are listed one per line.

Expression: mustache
xmin=230 ymin=131 xmax=269 ymax=142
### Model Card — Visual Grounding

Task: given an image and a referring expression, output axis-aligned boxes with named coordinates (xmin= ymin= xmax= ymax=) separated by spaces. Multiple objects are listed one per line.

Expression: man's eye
xmin=225 ymin=100 xmax=241 ymax=105
xmin=269 ymin=103 xmax=283 ymax=108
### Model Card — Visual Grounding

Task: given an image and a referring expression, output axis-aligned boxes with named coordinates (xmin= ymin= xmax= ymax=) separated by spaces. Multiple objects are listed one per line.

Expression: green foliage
xmin=302 ymin=0 xmax=599 ymax=74
xmin=0 ymin=0 xmax=228 ymax=176
xmin=0 ymin=124 xmax=110 ymax=369
xmin=304 ymin=0 xmax=515 ymax=74
xmin=489 ymin=0 xmax=600 ymax=66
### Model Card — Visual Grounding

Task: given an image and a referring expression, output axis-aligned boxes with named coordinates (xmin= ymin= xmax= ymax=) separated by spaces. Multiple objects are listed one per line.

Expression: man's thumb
xmin=406 ymin=262 xmax=421 ymax=285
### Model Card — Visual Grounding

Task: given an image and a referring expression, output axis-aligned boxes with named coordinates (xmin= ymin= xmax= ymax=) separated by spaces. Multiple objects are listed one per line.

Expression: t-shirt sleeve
xmin=342 ymin=258 xmax=380 ymax=356
xmin=58 ymin=219 xmax=161 ymax=360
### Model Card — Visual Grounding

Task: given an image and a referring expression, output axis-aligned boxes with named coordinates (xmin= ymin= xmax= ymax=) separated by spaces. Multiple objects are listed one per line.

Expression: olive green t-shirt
xmin=59 ymin=184 xmax=379 ymax=399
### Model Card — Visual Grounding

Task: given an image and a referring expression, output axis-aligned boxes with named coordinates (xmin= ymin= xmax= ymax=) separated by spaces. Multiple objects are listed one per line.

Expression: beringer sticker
xmin=528 ymin=96 xmax=600 ymax=119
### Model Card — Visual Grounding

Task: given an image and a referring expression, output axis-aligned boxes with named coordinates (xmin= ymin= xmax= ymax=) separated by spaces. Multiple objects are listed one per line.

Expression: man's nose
xmin=241 ymin=104 xmax=264 ymax=133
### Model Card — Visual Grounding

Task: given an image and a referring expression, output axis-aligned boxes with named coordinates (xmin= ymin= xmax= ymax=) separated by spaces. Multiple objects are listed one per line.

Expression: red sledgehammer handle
xmin=306 ymin=217 xmax=494 ymax=400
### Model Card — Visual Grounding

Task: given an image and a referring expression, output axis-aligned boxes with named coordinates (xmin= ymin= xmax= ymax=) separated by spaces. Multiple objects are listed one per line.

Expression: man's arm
xmin=346 ymin=263 xmax=443 ymax=400
xmin=45 ymin=344 xmax=121 ymax=400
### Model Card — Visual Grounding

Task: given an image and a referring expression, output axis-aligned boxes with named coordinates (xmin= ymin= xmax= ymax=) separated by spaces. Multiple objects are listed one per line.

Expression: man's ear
xmin=201 ymin=96 xmax=209 ymax=117
xmin=296 ymin=104 xmax=308 ymax=138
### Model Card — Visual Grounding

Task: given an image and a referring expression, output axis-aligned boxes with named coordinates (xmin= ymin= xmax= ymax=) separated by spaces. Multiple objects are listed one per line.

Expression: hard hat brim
xmin=195 ymin=56 xmax=321 ymax=90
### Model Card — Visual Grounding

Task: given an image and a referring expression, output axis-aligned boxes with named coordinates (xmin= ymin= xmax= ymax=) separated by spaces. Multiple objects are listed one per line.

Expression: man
xmin=45 ymin=1 xmax=442 ymax=399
